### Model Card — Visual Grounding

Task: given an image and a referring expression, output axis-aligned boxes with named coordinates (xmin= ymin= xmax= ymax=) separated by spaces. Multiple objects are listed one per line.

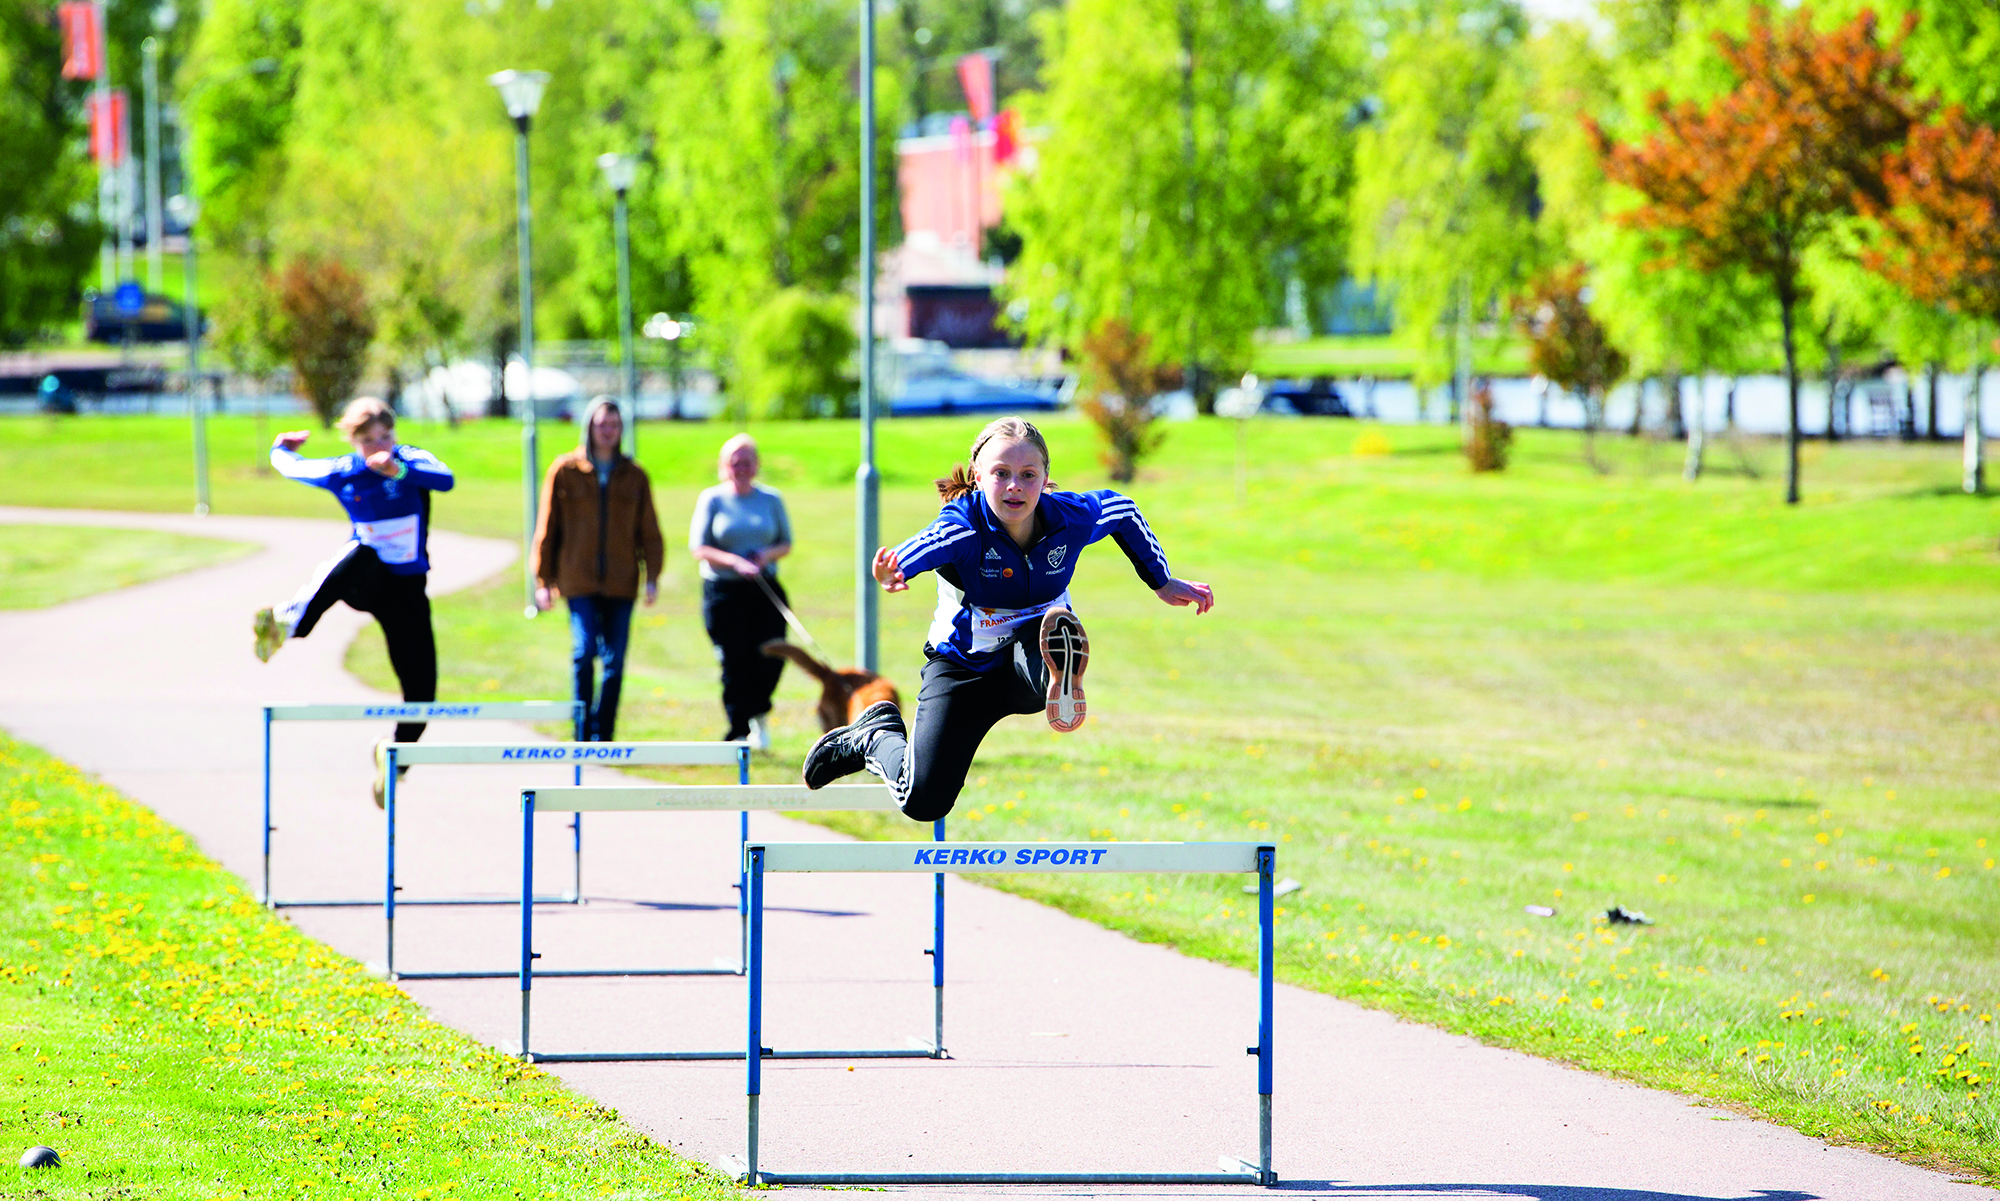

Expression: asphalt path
xmin=0 ymin=504 xmax=1983 ymax=1200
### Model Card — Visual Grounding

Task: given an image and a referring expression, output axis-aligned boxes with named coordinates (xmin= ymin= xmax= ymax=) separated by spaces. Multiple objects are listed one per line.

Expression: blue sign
xmin=114 ymin=282 xmax=145 ymax=316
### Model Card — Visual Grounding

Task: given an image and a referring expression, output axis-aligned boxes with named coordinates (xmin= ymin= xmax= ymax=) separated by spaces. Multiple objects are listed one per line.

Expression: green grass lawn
xmin=6 ymin=411 xmax=1999 ymax=1182
xmin=1250 ymin=333 xmax=1533 ymax=378
xmin=0 ymin=525 xmax=255 ymax=610
xmin=0 ymin=735 xmax=740 ymax=1198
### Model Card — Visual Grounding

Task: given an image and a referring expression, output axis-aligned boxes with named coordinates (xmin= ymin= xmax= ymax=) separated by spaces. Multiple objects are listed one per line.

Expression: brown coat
xmin=532 ymin=450 xmax=665 ymax=600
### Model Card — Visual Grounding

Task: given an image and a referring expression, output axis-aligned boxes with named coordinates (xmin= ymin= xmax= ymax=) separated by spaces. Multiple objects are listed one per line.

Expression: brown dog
xmin=761 ymin=640 xmax=902 ymax=732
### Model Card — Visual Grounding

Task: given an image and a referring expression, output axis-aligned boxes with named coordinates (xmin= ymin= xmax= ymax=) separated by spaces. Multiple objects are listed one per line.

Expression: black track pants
xmin=701 ymin=576 xmax=787 ymax=740
xmin=867 ymin=635 xmax=1047 ymax=823
xmin=286 ymin=543 xmax=438 ymax=744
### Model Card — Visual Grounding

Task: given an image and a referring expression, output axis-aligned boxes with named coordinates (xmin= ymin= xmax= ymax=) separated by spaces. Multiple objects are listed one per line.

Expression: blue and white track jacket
xmin=272 ymin=444 xmax=455 ymax=575
xmin=891 ymin=489 xmax=1172 ymax=670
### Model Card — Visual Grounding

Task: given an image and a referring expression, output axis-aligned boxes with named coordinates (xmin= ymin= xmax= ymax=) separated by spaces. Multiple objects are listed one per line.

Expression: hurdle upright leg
xmin=931 ymin=818 xmax=946 ymax=1056
xmin=745 ymin=845 xmax=766 ymax=1183
xmin=736 ymin=745 xmax=750 ymax=973
xmin=260 ymin=708 xmax=273 ymax=906
xmin=520 ymin=790 xmax=537 ymax=1061
xmin=385 ymin=748 xmax=400 ymax=979
xmin=570 ymin=761 xmax=583 ymax=903
xmin=1256 ymin=845 xmax=1275 ymax=1186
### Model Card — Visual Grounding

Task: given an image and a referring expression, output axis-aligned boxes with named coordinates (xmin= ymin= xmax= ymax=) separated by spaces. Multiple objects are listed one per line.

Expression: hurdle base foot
xmin=750 ymin=1170 xmax=1274 ymax=1186
xmin=1220 ymin=1154 xmax=1275 ymax=1184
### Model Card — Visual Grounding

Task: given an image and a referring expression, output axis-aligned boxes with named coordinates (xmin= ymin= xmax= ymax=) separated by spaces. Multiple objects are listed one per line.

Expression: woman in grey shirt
xmin=689 ymin=433 xmax=792 ymax=747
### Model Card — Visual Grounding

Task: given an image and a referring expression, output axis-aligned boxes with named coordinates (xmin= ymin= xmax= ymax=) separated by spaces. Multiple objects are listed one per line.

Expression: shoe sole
xmin=1039 ymin=610 xmax=1089 ymax=733
xmin=253 ymin=609 xmax=281 ymax=663
xmin=371 ymin=739 xmax=388 ymax=810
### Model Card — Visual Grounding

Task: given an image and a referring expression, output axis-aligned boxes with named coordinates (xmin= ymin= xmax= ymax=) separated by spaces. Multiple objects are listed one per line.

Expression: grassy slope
xmin=0 ymin=525 xmax=254 ymax=610
xmin=0 ymin=735 xmax=739 ymax=1199
xmin=5 ymin=412 xmax=1997 ymax=1182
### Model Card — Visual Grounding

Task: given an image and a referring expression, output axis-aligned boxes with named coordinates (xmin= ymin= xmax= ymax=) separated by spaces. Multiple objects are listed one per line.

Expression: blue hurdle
xmin=380 ymin=740 xmax=751 ymax=980
xmin=516 ymin=784 xmax=949 ymax=1064
xmin=737 ymin=840 xmax=1277 ymax=1188
xmin=259 ymin=700 xmax=583 ymax=908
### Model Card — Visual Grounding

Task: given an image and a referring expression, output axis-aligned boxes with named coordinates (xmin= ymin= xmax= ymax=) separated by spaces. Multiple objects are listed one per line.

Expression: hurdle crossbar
xmin=260 ymin=700 xmax=583 ymax=908
xmin=516 ymin=785 xmax=948 ymax=1065
xmin=739 ymin=840 xmax=1276 ymax=1188
xmin=382 ymin=741 xmax=751 ymax=981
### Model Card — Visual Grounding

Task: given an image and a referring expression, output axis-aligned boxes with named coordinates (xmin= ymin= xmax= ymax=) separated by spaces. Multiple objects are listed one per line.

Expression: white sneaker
xmin=747 ymin=715 xmax=771 ymax=752
xmin=370 ymin=737 xmax=389 ymax=809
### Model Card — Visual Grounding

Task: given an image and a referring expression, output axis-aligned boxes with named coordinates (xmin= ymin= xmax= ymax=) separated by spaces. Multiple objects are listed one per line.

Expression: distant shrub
xmin=1465 ymin=378 xmax=1513 ymax=472
xmin=275 ymin=256 xmax=376 ymax=428
xmin=1078 ymin=318 xmax=1178 ymax=484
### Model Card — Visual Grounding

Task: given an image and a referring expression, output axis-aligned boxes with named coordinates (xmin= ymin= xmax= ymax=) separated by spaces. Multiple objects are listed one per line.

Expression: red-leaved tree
xmin=1514 ymin=265 xmax=1627 ymax=473
xmin=1589 ymin=6 xmax=1925 ymax=504
xmin=1864 ymin=107 xmax=2000 ymax=491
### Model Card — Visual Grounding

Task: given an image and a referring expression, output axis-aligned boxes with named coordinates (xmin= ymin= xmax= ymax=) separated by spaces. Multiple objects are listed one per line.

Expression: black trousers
xmin=291 ymin=543 xmax=438 ymax=744
xmin=869 ymin=634 xmax=1047 ymax=823
xmin=701 ymin=576 xmax=787 ymax=740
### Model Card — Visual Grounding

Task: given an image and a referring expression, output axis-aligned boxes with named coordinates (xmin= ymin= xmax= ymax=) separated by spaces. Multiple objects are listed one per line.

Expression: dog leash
xmin=752 ymin=571 xmax=834 ymax=666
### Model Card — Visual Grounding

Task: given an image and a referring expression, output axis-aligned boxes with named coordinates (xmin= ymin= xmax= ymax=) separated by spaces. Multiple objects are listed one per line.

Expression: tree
xmin=654 ymin=0 xmax=901 ymax=381
xmin=0 ymin=1 xmax=101 ymax=345
xmin=735 ymin=287 xmax=856 ymax=419
xmin=1351 ymin=0 xmax=1542 ymax=409
xmin=1865 ymin=106 xmax=2000 ymax=491
xmin=276 ymin=255 xmax=375 ymax=427
xmin=1591 ymin=5 xmax=1924 ymax=504
xmin=1077 ymin=318 xmax=1176 ymax=483
xmin=1514 ymin=264 xmax=1628 ymax=472
xmin=1005 ymin=0 xmax=1359 ymax=410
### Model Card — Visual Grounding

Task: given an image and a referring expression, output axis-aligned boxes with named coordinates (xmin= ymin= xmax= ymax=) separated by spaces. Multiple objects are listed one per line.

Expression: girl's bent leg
xmin=277 ymin=540 xmax=366 ymax=639
xmin=372 ymin=576 xmax=438 ymax=745
xmin=873 ymin=656 xmax=1014 ymax=823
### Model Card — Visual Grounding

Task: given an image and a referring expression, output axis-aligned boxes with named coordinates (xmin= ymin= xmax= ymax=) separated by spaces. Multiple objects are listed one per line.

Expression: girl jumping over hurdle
xmin=251 ymin=397 xmax=455 ymax=806
xmin=801 ymin=416 xmax=1213 ymax=821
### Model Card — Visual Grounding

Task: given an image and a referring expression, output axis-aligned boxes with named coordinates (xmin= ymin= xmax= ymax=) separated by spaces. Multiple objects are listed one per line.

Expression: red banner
xmin=956 ymin=53 xmax=994 ymax=125
xmin=993 ymin=108 xmax=1021 ymax=165
xmin=90 ymin=89 xmax=127 ymax=166
xmin=59 ymin=2 xmax=101 ymax=80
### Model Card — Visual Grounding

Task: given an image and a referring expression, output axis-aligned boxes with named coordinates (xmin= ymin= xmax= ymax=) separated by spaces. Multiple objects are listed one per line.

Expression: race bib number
xmin=355 ymin=514 xmax=420 ymax=564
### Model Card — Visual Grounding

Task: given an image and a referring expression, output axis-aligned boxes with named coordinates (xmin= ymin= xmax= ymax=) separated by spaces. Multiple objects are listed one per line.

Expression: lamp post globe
xmin=490 ymin=68 xmax=550 ymax=616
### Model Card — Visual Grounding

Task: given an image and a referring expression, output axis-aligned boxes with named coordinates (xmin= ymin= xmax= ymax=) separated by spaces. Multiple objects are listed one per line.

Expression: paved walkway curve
xmin=0 ymin=505 xmax=1983 ymax=1200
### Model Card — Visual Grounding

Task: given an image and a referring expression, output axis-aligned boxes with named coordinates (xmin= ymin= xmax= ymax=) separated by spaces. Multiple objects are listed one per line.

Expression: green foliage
xmin=0 ymin=736 xmax=742 ymax=1197
xmin=1351 ymin=0 xmax=1542 ymax=389
xmin=0 ymin=1 xmax=101 ymax=346
xmin=735 ymin=287 xmax=857 ymax=419
xmin=1006 ymin=0 xmax=1359 ymax=405
xmin=181 ymin=0 xmax=307 ymax=260
xmin=655 ymin=0 xmax=901 ymax=374
xmin=1077 ymin=318 xmax=1174 ymax=483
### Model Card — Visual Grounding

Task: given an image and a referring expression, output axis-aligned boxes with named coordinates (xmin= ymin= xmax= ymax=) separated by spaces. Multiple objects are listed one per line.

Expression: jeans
xmin=567 ymin=595 xmax=634 ymax=742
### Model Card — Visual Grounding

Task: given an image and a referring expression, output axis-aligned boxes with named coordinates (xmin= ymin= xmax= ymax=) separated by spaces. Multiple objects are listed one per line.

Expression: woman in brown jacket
xmin=532 ymin=397 xmax=665 ymax=740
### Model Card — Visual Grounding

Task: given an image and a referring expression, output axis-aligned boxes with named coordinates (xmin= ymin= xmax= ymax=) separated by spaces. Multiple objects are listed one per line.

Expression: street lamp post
xmin=169 ymin=55 xmax=276 ymax=517
xmin=142 ymin=36 xmax=165 ymax=294
xmin=596 ymin=151 xmax=638 ymax=459
xmin=490 ymin=68 xmax=551 ymax=619
xmin=856 ymin=0 xmax=880 ymax=672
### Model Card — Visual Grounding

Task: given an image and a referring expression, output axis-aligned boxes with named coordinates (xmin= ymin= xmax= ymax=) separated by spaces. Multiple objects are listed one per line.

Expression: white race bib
xmin=354 ymin=514 xmax=420 ymax=564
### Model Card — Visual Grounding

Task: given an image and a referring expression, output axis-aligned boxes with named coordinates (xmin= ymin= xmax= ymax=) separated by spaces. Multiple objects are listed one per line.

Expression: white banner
xmin=267 ymin=701 xmax=579 ymax=722
xmin=386 ymin=741 xmax=742 ymax=767
xmin=525 ymin=784 xmax=897 ymax=813
xmin=753 ymin=841 xmax=1266 ymax=875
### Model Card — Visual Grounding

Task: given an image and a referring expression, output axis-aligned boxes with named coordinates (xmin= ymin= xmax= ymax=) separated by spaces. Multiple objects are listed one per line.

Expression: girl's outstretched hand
xmin=1154 ymin=578 xmax=1214 ymax=614
xmin=872 ymin=545 xmax=908 ymax=592
xmin=274 ymin=430 xmax=311 ymax=450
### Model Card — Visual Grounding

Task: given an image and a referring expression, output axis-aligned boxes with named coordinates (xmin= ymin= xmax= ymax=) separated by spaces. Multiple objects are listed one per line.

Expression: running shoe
xmin=801 ymin=700 xmax=904 ymax=790
xmin=747 ymin=714 xmax=772 ymax=752
xmin=1039 ymin=607 xmax=1089 ymax=732
xmin=252 ymin=607 xmax=286 ymax=663
xmin=371 ymin=737 xmax=389 ymax=810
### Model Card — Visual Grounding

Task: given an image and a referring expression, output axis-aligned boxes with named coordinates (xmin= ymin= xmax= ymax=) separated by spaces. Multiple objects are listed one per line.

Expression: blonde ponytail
xmin=936 ymin=463 xmax=977 ymax=501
